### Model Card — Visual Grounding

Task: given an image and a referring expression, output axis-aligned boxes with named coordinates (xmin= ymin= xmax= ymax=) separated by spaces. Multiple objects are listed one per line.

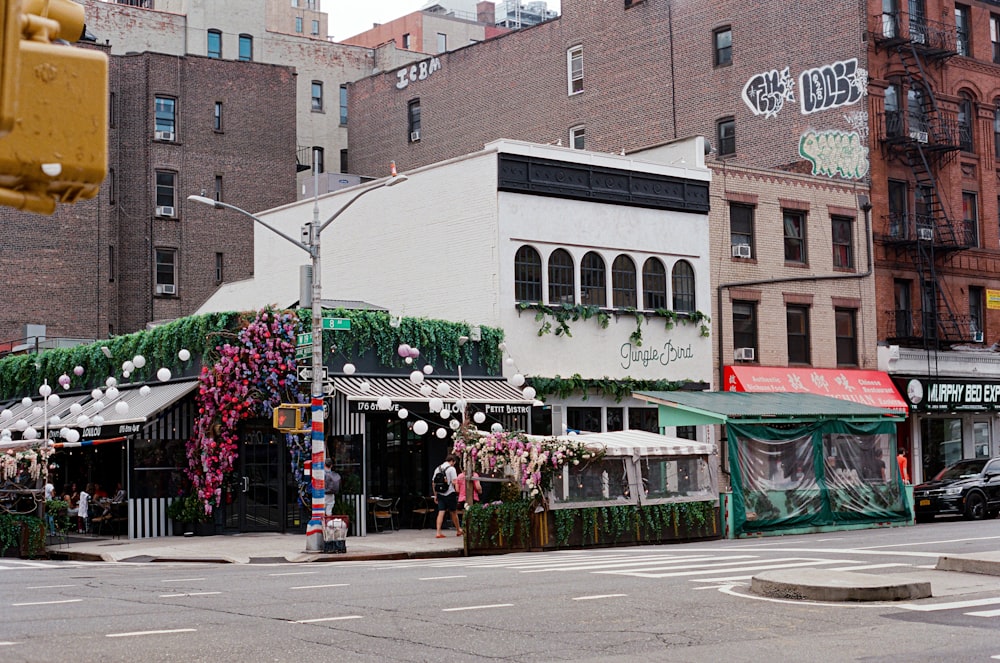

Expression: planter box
xmin=193 ymin=522 xmax=216 ymax=537
xmin=3 ymin=519 xmax=46 ymax=558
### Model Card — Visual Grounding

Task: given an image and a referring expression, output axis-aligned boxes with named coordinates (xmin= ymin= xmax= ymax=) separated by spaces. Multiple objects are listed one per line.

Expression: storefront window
xmin=639 ymin=456 xmax=713 ymax=499
xmin=131 ymin=438 xmax=186 ymax=498
xmin=567 ymin=407 xmax=601 ymax=433
xmin=606 ymin=407 xmax=623 ymax=432
xmin=552 ymin=457 xmax=633 ymax=503
xmin=922 ymin=418 xmax=963 ymax=480
xmin=629 ymin=407 xmax=659 ymax=433
xmin=973 ymin=421 xmax=991 ymax=458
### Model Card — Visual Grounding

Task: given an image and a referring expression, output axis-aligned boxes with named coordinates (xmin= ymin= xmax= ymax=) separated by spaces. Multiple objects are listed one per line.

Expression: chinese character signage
xmin=724 ymin=366 xmax=907 ymax=411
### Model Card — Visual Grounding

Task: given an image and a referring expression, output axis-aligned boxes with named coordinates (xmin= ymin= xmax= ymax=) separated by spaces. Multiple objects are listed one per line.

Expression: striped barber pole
xmin=306 ymin=397 xmax=325 ymax=539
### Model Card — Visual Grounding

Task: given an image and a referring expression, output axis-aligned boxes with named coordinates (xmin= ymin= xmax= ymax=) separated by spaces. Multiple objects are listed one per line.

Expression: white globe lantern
xmin=93 ymin=415 xmax=105 ymax=426
xmin=105 ymin=386 xmax=119 ymax=400
xmin=15 ymin=418 xmax=28 ymax=431
xmin=473 ymin=412 xmax=486 ymax=424
xmin=32 ymin=406 xmax=42 ymax=417
xmin=49 ymin=416 xmax=61 ymax=426
xmin=510 ymin=373 xmax=525 ymax=387
xmin=449 ymin=419 xmax=460 ymax=430
xmin=122 ymin=371 xmax=130 ymax=379
xmin=343 ymin=363 xmax=356 ymax=375
xmin=157 ymin=367 xmax=171 ymax=382
xmin=505 ymin=357 xmax=514 ymax=366
xmin=91 ymin=388 xmax=103 ymax=400
xmin=0 ymin=409 xmax=10 ymax=420
xmin=490 ymin=423 xmax=504 ymax=434
xmin=419 ymin=384 xmax=433 ymax=397
xmin=397 ymin=408 xmax=409 ymax=419
xmin=24 ymin=427 xmax=38 ymax=440
xmin=435 ymin=382 xmax=450 ymax=397
xmin=123 ymin=360 xmax=135 ymax=373
xmin=413 ymin=420 xmax=429 ymax=436
xmin=39 ymin=383 xmax=52 ymax=397
xmin=65 ymin=429 xmax=80 ymax=444
xmin=115 ymin=401 xmax=129 ymax=415
xmin=60 ymin=427 xmax=70 ymax=439
xmin=93 ymin=400 xmax=105 ymax=412
xmin=359 ymin=381 xmax=371 ymax=393
xmin=47 ymin=394 xmax=60 ymax=406
xmin=455 ymin=399 xmax=467 ymax=414
xmin=428 ymin=397 xmax=443 ymax=413
xmin=405 ymin=357 xmax=413 ymax=365
xmin=376 ymin=395 xmax=393 ymax=411
xmin=522 ymin=386 xmax=537 ymax=400
xmin=435 ymin=427 xmax=447 ymax=439
xmin=106 ymin=377 xmax=117 ymax=388
xmin=409 ymin=370 xmax=424 ymax=384
xmin=69 ymin=403 xmax=82 ymax=415
xmin=178 ymin=349 xmax=191 ymax=362
xmin=132 ymin=355 xmax=146 ymax=369
xmin=20 ymin=397 xmax=31 ymax=407
xmin=76 ymin=415 xmax=90 ymax=426
xmin=422 ymin=364 xmax=434 ymax=375
xmin=140 ymin=385 xmax=151 ymax=397
xmin=439 ymin=408 xmax=452 ymax=419
xmin=498 ymin=342 xmax=507 ymax=351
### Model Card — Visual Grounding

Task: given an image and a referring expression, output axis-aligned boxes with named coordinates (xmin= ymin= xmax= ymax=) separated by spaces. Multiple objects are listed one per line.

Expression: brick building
xmin=0 ymin=50 xmax=296 ymax=344
xmin=340 ymin=2 xmax=509 ymax=53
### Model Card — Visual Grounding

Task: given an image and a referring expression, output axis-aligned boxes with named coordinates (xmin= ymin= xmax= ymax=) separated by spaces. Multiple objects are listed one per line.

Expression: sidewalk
xmin=48 ymin=528 xmax=466 ymax=564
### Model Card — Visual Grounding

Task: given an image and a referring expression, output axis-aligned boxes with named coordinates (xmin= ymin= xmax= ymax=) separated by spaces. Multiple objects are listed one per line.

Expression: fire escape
xmin=872 ymin=10 xmax=971 ymax=349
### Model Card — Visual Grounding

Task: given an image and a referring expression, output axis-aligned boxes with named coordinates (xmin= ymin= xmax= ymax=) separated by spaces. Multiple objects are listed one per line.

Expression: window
xmin=672 ymin=260 xmax=695 ymax=313
xmin=402 ymin=33 xmax=411 ymax=49
xmin=881 ymin=0 xmax=898 ymax=38
xmin=339 ymin=85 xmax=348 ymax=125
xmin=312 ymin=147 xmax=324 ymax=174
xmin=835 ymin=308 xmax=858 ymax=366
xmin=894 ymin=279 xmax=912 ymax=337
xmin=993 ymin=15 xmax=1000 ymax=63
xmin=994 ymin=102 xmax=1000 ymax=159
xmin=154 ymin=96 xmax=175 ymax=135
xmin=407 ymin=99 xmax=421 ymax=140
xmin=207 ymin=29 xmax=221 ymax=58
xmin=108 ymin=245 xmax=115 ymax=282
xmin=311 ymin=20 xmax=319 ymax=36
xmin=295 ymin=16 xmax=303 ymax=33
xmin=642 ymin=258 xmax=667 ymax=310
xmin=611 ymin=255 xmax=637 ymax=308
xmin=909 ymin=86 xmax=928 ymax=134
xmin=832 ymin=216 xmax=854 ymax=269
xmin=714 ymin=26 xmax=732 ymax=66
xmin=915 ymin=184 xmax=932 ymax=235
xmin=213 ymin=102 xmax=223 ymax=131
xmin=958 ymin=92 xmax=974 ymax=152
xmin=606 ymin=408 xmax=623 ymax=432
xmin=786 ymin=305 xmax=811 ymax=365
xmin=340 ymin=149 xmax=349 ymax=174
xmin=311 ymin=81 xmax=323 ymax=112
xmin=436 ymin=33 xmax=447 ymax=53
xmin=214 ymin=175 xmax=223 ymax=202
xmin=548 ymin=249 xmax=575 ymax=304
xmin=238 ymin=34 xmax=252 ymax=61
xmin=566 ymin=407 xmax=601 ymax=433
xmin=215 ymin=252 xmax=224 ymax=284
xmin=729 ymin=203 xmax=754 ymax=257
xmin=783 ymin=209 xmax=806 ymax=263
xmin=155 ymin=249 xmax=177 ymax=295
xmin=107 ymin=168 xmax=115 ymax=205
xmin=955 ymin=5 xmax=970 ymax=57
xmin=963 ymin=191 xmax=979 ymax=247
xmin=570 ymin=126 xmax=585 ymax=150
xmin=717 ymin=117 xmax=735 ymax=156
xmin=733 ymin=301 xmax=758 ymax=357
xmin=567 ymin=45 xmax=583 ymax=95
xmin=888 ymin=179 xmax=908 ymax=238
xmin=970 ymin=286 xmax=984 ymax=337
xmin=514 ymin=245 xmax=543 ymax=303
xmin=884 ymin=82 xmax=902 ymax=137
xmin=155 ymin=171 xmax=175 ymax=209
xmin=580 ymin=251 xmax=606 ymax=307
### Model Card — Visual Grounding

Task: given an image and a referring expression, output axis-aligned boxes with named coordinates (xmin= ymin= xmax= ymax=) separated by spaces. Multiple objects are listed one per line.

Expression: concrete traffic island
xmin=935 ymin=551 xmax=1000 ymax=577
xmin=750 ymin=568 xmax=932 ymax=602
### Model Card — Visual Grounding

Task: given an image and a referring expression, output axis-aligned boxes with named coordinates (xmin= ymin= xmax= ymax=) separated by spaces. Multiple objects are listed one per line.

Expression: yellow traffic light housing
xmin=0 ymin=0 xmax=108 ymax=214
xmin=274 ymin=404 xmax=309 ymax=433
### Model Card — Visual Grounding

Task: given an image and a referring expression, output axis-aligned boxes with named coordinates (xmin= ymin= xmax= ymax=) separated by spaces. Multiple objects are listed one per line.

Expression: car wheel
xmin=964 ymin=492 xmax=987 ymax=520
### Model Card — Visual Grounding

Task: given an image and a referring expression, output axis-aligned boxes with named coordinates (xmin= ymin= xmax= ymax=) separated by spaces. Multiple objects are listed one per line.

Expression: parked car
xmin=913 ymin=457 xmax=1000 ymax=521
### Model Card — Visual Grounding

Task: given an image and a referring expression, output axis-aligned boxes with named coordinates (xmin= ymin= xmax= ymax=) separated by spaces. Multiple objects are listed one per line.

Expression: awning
xmin=724 ymin=366 xmax=907 ymax=412
xmin=560 ymin=429 xmax=715 ymax=457
xmin=1 ymin=393 xmax=93 ymax=432
xmin=333 ymin=376 xmax=533 ymax=407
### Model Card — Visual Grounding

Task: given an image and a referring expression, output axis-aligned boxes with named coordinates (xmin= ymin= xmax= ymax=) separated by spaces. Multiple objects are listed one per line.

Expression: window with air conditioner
xmin=155 ymin=170 xmax=176 ymax=216
xmin=155 ymin=249 xmax=177 ymax=296
xmin=970 ymin=286 xmax=984 ymax=343
xmin=154 ymin=96 xmax=175 ymax=140
xmin=408 ymin=99 xmax=421 ymax=142
xmin=732 ymin=301 xmax=758 ymax=362
xmin=734 ymin=347 xmax=755 ymax=362
xmin=732 ymin=244 xmax=752 ymax=259
xmin=729 ymin=203 xmax=754 ymax=257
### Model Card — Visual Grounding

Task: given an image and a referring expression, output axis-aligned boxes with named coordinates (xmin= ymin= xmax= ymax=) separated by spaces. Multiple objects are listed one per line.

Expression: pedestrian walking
xmin=432 ymin=454 xmax=463 ymax=538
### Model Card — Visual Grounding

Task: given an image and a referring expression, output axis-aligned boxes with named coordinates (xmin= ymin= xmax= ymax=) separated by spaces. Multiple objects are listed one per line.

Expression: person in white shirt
xmin=77 ymin=484 xmax=92 ymax=533
xmin=433 ymin=454 xmax=463 ymax=538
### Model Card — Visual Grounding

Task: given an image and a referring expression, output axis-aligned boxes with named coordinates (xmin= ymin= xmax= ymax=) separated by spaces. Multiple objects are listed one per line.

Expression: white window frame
xmin=567 ymin=45 xmax=583 ymax=96
xmin=570 ymin=125 xmax=585 ymax=149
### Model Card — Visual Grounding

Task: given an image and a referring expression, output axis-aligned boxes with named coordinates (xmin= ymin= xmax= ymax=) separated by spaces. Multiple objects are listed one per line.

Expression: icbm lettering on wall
xmin=798 ymin=130 xmax=869 ymax=179
xmin=396 ymin=58 xmax=442 ymax=90
xmin=799 ymin=58 xmax=867 ymax=115
xmin=741 ymin=67 xmax=795 ymax=119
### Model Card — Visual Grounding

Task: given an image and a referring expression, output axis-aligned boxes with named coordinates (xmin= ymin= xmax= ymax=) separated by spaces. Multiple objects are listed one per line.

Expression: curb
xmin=750 ymin=568 xmax=932 ymax=602
xmin=935 ymin=553 xmax=1000 ymax=577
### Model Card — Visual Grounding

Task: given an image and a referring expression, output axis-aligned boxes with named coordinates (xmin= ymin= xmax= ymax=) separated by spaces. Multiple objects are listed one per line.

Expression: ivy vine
xmin=0 ymin=513 xmax=45 ymax=557
xmin=548 ymin=501 xmax=716 ymax=547
xmin=517 ymin=302 xmax=710 ymax=344
xmin=465 ymin=499 xmax=532 ymax=547
xmin=528 ymin=375 xmax=707 ymax=403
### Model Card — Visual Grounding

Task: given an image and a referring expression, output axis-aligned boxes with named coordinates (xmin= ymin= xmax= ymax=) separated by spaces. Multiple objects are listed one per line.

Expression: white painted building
xmin=199 ymin=138 xmax=713 ymax=436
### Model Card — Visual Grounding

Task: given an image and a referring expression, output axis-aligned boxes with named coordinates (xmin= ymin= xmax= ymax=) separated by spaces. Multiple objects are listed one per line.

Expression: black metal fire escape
xmin=872 ymin=10 xmax=969 ymax=349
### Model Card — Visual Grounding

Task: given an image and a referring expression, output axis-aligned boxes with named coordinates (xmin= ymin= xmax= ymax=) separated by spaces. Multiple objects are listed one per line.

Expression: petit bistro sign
xmin=898 ymin=378 xmax=1000 ymax=412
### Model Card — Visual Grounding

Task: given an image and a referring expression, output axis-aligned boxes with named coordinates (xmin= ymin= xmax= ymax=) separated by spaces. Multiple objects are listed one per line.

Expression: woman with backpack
xmin=432 ymin=454 xmax=463 ymax=538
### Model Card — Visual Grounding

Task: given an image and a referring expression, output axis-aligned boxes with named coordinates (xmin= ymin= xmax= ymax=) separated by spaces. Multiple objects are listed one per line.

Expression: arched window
xmin=548 ymin=249 xmax=575 ymax=305
xmin=642 ymin=258 xmax=667 ymax=310
xmin=514 ymin=245 xmax=542 ymax=303
xmin=611 ymin=255 xmax=637 ymax=308
xmin=959 ymin=92 xmax=974 ymax=152
xmin=580 ymin=251 xmax=606 ymax=307
xmin=672 ymin=260 xmax=695 ymax=313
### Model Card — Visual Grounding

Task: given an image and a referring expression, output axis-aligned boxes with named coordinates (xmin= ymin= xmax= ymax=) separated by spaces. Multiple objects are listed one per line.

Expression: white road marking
xmin=443 ymin=603 xmax=514 ymax=612
xmin=106 ymin=629 xmax=196 ymax=638
xmin=899 ymin=597 xmax=1000 ymax=612
xmin=161 ymin=577 xmax=206 ymax=583
xmin=26 ymin=584 xmax=76 ymax=589
xmin=694 ymin=583 xmax=746 ymax=590
xmin=269 ymin=571 xmax=317 ymax=576
xmin=965 ymin=609 xmax=1000 ymax=617
xmin=293 ymin=615 xmax=363 ymax=624
xmin=520 ymin=554 xmax=754 ymax=573
xmin=573 ymin=594 xmax=627 ymax=601
xmin=290 ymin=584 xmax=350 ymax=590
xmin=0 ymin=642 xmax=19 ymax=646
xmin=419 ymin=575 xmax=467 ymax=580
xmin=12 ymin=599 xmax=82 ymax=606
xmin=159 ymin=592 xmax=221 ymax=598
xmin=598 ymin=557 xmax=842 ymax=579
xmin=825 ymin=563 xmax=911 ymax=572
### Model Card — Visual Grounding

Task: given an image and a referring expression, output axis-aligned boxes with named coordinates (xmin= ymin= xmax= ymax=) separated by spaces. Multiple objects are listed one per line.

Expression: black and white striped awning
xmin=333 ymin=376 xmax=533 ymax=405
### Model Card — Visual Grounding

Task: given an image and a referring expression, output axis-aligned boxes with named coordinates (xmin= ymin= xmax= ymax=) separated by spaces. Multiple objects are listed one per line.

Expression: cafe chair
xmin=411 ymin=495 xmax=435 ymax=529
xmin=371 ymin=497 xmax=395 ymax=532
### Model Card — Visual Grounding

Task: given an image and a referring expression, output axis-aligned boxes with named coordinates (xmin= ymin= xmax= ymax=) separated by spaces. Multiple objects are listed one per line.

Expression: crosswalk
xmin=0 ymin=559 xmax=109 ymax=571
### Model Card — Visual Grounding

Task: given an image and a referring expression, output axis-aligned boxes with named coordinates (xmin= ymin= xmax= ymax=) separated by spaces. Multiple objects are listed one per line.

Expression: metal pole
xmin=306 ymin=153 xmax=325 ymax=552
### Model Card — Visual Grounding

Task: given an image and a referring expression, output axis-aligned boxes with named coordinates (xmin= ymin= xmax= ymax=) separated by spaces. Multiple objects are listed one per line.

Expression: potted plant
xmin=167 ymin=495 xmax=213 ymax=535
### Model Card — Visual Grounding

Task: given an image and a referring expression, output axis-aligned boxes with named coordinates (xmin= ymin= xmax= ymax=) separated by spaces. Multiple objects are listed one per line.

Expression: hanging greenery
xmin=528 ymin=375 xmax=704 ymax=403
xmin=516 ymin=302 xmax=710 ymax=342
xmin=465 ymin=499 xmax=532 ymax=546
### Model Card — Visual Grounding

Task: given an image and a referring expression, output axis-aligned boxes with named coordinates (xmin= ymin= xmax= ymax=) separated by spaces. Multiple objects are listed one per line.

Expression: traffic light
xmin=0 ymin=0 xmax=108 ymax=214
xmin=274 ymin=404 xmax=309 ymax=432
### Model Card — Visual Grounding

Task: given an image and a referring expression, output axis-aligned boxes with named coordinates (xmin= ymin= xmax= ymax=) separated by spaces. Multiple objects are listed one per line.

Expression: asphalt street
xmin=3 ymin=518 xmax=1000 ymax=662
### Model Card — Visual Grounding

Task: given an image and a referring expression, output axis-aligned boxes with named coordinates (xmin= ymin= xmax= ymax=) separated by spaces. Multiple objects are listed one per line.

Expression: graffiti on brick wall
xmin=741 ymin=67 xmax=795 ymax=119
xmin=395 ymin=57 xmax=442 ymax=90
xmin=799 ymin=58 xmax=867 ymax=115
xmin=843 ymin=110 xmax=869 ymax=142
xmin=799 ymin=129 xmax=869 ymax=179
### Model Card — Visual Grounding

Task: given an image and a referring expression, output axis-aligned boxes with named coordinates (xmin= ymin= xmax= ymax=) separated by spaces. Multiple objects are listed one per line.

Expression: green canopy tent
xmin=633 ymin=391 xmax=909 ymax=538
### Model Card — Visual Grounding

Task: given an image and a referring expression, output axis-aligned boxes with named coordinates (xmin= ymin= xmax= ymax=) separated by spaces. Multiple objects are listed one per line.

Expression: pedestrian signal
xmin=273 ymin=404 xmax=308 ymax=432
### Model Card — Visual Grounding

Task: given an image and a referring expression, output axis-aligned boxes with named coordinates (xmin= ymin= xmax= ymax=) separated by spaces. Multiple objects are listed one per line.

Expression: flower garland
xmin=1 ymin=446 xmax=54 ymax=482
xmin=186 ymin=308 xmax=299 ymax=517
xmin=452 ymin=427 xmax=602 ymax=501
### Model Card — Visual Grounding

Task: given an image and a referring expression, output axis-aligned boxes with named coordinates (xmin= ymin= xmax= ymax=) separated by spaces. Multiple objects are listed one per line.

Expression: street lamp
xmin=188 ymin=170 xmax=407 ymax=551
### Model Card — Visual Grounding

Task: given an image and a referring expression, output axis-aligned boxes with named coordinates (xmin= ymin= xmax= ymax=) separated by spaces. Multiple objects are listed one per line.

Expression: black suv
xmin=914 ymin=457 xmax=1000 ymax=521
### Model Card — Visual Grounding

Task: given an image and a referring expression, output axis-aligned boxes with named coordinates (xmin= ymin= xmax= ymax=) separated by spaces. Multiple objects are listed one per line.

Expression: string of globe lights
xmin=335 ymin=340 xmax=538 ymax=440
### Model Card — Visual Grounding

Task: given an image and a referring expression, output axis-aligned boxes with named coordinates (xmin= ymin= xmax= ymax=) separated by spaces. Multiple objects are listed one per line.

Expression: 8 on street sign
xmin=322 ymin=317 xmax=351 ymax=331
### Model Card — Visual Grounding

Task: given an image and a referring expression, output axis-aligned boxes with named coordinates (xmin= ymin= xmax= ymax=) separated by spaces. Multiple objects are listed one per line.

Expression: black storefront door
xmin=237 ymin=428 xmax=285 ymax=532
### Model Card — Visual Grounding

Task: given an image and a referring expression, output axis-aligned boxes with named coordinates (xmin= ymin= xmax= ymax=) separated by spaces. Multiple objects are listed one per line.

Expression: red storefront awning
xmin=724 ymin=366 xmax=908 ymax=412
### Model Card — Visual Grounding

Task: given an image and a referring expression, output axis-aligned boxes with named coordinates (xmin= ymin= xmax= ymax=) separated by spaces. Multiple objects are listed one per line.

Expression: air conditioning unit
xmin=410 ymin=130 xmax=421 ymax=142
xmin=154 ymin=130 xmax=175 ymax=142
xmin=908 ymin=129 xmax=928 ymax=143
xmin=973 ymin=331 xmax=984 ymax=343
xmin=917 ymin=227 xmax=934 ymax=241
xmin=731 ymin=243 xmax=752 ymax=259
xmin=155 ymin=205 xmax=175 ymax=218
xmin=734 ymin=347 xmax=755 ymax=362
xmin=156 ymin=283 xmax=176 ymax=295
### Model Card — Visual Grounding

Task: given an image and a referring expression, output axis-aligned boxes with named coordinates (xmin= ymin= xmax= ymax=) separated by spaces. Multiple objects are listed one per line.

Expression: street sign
xmin=295 ymin=345 xmax=312 ymax=360
xmin=323 ymin=381 xmax=335 ymax=396
xmin=297 ymin=365 xmax=328 ymax=381
xmin=297 ymin=332 xmax=314 ymax=346
xmin=322 ymin=317 xmax=351 ymax=331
